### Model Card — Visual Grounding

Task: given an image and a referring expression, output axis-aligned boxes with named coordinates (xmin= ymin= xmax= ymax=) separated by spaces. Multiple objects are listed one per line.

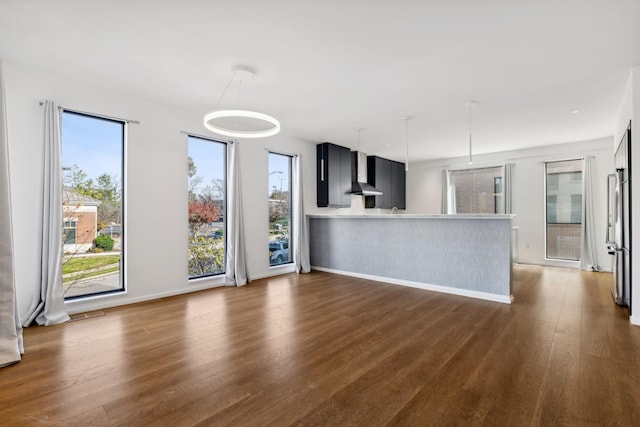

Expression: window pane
xmin=448 ymin=166 xmax=504 ymax=214
xmin=61 ymin=111 xmax=124 ymax=299
xmin=545 ymin=159 xmax=583 ymax=260
xmin=268 ymin=152 xmax=292 ymax=266
xmin=63 ymin=224 xmax=77 ymax=245
xmin=188 ymin=136 xmax=226 ymax=279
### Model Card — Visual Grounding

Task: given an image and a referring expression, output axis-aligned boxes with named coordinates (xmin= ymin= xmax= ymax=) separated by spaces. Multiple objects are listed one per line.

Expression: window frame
xmin=63 ymin=219 xmax=78 ymax=245
xmin=445 ymin=165 xmax=506 ymax=214
xmin=544 ymin=158 xmax=583 ymax=262
xmin=187 ymin=135 xmax=228 ymax=281
xmin=268 ymin=151 xmax=294 ymax=267
xmin=61 ymin=109 xmax=126 ymax=300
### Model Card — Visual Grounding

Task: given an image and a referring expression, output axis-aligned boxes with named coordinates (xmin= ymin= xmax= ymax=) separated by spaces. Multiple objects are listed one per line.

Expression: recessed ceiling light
xmin=571 ymin=110 xmax=580 ymax=114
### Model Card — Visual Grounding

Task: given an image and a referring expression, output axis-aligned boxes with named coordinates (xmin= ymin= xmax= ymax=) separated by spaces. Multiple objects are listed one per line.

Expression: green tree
xmin=63 ymin=164 xmax=88 ymax=189
xmin=63 ymin=165 xmax=122 ymax=229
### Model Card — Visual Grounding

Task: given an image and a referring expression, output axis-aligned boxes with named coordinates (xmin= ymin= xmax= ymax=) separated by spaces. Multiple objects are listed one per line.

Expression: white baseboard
xmin=64 ymin=281 xmax=227 ymax=315
xmin=250 ymin=264 xmax=297 ymax=281
xmin=311 ymin=266 xmax=512 ymax=304
xmin=630 ymin=315 xmax=640 ymax=326
xmin=64 ymin=266 xmax=299 ymax=315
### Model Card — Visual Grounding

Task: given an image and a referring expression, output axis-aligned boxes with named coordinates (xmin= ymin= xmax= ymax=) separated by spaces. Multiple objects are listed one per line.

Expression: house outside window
xmin=446 ymin=166 xmax=505 ymax=214
xmin=62 ymin=188 xmax=101 ymax=253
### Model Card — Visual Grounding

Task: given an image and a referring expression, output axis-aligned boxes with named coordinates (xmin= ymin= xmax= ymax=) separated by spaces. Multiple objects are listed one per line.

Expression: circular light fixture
xmin=203 ymin=65 xmax=280 ymax=139
xmin=203 ymin=109 xmax=280 ymax=138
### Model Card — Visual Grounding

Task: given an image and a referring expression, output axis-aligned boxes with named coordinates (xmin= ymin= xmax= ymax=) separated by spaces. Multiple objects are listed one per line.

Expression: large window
xmin=187 ymin=136 xmax=227 ymax=279
xmin=61 ymin=111 xmax=125 ymax=299
xmin=545 ymin=159 xmax=583 ymax=260
xmin=268 ymin=152 xmax=292 ymax=266
xmin=447 ymin=166 xmax=505 ymax=214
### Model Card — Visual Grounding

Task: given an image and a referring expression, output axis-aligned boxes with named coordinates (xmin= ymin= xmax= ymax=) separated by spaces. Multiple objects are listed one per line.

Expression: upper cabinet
xmin=317 ymin=142 xmax=352 ymax=207
xmin=366 ymin=156 xmax=406 ymax=209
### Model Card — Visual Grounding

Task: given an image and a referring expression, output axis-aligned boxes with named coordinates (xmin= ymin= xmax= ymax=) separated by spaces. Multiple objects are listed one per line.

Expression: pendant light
xmin=203 ymin=65 xmax=280 ymax=139
xmin=465 ymin=101 xmax=476 ymax=164
xmin=401 ymin=116 xmax=413 ymax=171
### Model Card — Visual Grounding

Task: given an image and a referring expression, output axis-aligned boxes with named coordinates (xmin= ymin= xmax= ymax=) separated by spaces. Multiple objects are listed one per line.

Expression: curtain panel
xmin=225 ymin=140 xmax=248 ymax=286
xmin=0 ymin=61 xmax=24 ymax=368
xmin=580 ymin=156 xmax=600 ymax=271
xmin=293 ymin=155 xmax=310 ymax=273
xmin=23 ymin=101 xmax=69 ymax=326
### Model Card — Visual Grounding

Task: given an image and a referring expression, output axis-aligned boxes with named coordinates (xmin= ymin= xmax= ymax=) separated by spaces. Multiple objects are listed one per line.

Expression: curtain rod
xmin=264 ymin=147 xmax=299 ymax=158
xmin=38 ymin=101 xmax=140 ymax=124
xmin=537 ymin=155 xmax=588 ymax=164
xmin=179 ymin=130 xmax=232 ymax=144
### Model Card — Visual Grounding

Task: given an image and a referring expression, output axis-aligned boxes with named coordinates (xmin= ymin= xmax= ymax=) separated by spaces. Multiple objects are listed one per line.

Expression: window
xmin=63 ymin=219 xmax=77 ymax=245
xmin=187 ymin=136 xmax=227 ymax=279
xmin=447 ymin=166 xmax=505 ymax=214
xmin=268 ymin=152 xmax=292 ymax=266
xmin=61 ymin=111 xmax=125 ymax=299
xmin=545 ymin=159 xmax=583 ymax=261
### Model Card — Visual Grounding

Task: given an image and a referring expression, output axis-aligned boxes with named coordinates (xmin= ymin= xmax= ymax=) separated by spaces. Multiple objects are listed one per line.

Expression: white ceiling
xmin=1 ymin=0 xmax=639 ymax=162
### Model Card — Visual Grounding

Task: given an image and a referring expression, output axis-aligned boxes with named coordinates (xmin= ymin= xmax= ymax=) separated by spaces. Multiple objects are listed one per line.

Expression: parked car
xmin=269 ymin=240 xmax=289 ymax=265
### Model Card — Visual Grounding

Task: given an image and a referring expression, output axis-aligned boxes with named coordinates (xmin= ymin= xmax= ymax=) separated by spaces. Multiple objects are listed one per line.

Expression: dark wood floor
xmin=2 ymin=265 xmax=640 ymax=426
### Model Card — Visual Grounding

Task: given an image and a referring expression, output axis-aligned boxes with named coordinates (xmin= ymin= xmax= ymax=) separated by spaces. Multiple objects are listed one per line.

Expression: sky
xmin=268 ymin=152 xmax=291 ymax=197
xmin=61 ymin=111 xmax=123 ymax=182
xmin=188 ymin=136 xmax=226 ymax=192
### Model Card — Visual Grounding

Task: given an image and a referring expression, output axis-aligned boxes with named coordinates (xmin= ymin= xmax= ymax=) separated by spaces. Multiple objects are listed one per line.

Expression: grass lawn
xmin=63 ymin=254 xmax=120 ymax=275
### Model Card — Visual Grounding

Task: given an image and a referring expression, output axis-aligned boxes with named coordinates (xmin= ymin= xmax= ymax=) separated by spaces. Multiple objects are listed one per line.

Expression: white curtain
xmin=504 ymin=163 xmax=514 ymax=214
xmin=292 ymin=155 xmax=310 ymax=273
xmin=580 ymin=156 xmax=600 ymax=271
xmin=23 ymin=101 xmax=69 ymax=326
xmin=441 ymin=169 xmax=449 ymax=214
xmin=0 ymin=61 xmax=24 ymax=367
xmin=225 ymin=140 xmax=248 ymax=286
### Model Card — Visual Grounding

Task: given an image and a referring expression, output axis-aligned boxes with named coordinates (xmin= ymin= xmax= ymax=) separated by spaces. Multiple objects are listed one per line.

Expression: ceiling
xmin=1 ymin=0 xmax=639 ymax=162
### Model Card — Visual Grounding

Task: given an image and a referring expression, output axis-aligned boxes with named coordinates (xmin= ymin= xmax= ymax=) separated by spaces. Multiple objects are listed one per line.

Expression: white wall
xmin=4 ymin=61 xmax=316 ymax=318
xmin=616 ymin=66 xmax=639 ymax=324
xmin=405 ymin=138 xmax=614 ymax=270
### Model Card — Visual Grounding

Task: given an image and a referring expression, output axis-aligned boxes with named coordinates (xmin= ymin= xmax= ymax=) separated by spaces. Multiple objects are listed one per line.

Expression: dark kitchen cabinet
xmin=391 ymin=160 xmax=406 ymax=209
xmin=365 ymin=156 xmax=406 ymax=209
xmin=317 ymin=142 xmax=352 ymax=207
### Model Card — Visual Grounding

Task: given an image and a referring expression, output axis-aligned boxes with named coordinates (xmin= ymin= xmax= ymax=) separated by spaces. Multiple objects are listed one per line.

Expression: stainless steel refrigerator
xmin=607 ymin=122 xmax=631 ymax=309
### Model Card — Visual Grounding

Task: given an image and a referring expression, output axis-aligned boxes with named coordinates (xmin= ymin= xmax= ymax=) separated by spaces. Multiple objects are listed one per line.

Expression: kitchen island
xmin=308 ymin=214 xmax=514 ymax=303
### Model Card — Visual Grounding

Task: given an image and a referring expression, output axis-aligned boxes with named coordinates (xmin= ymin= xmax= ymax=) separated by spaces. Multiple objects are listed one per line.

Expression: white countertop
xmin=307 ymin=214 xmax=515 ymax=220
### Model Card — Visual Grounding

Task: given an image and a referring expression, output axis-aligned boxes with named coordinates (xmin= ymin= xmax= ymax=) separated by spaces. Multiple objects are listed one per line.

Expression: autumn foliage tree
xmin=187 ymin=157 xmax=225 ymax=277
xmin=188 ymin=200 xmax=220 ymax=225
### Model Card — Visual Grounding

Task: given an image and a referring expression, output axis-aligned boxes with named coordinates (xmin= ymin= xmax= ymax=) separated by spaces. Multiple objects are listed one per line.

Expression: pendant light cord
xmin=469 ymin=104 xmax=472 ymax=164
xmin=402 ymin=116 xmax=412 ymax=172
xmin=212 ymin=70 xmax=237 ymax=112
xmin=405 ymin=119 xmax=409 ymax=171
xmin=252 ymin=74 xmax=274 ymax=112
xmin=466 ymin=101 xmax=475 ymax=164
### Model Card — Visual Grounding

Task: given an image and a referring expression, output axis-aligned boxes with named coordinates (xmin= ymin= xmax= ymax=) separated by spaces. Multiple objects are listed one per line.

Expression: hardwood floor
xmin=2 ymin=265 xmax=640 ymax=426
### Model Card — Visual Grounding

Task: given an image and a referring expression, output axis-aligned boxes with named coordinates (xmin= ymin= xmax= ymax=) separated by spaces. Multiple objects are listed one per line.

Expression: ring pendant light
xmin=203 ymin=65 xmax=280 ymax=139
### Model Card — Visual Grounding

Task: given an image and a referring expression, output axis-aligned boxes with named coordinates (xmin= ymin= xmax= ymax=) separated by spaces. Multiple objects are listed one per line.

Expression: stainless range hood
xmin=350 ymin=151 xmax=382 ymax=195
